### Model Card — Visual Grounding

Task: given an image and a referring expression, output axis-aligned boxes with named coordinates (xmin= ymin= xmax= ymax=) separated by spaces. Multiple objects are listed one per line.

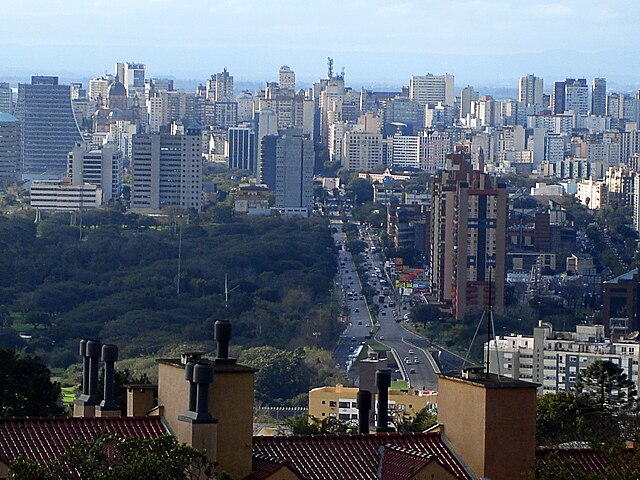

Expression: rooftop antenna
xmin=486 ymin=267 xmax=492 ymax=377
xmin=327 ymin=57 xmax=334 ymax=79
xmin=224 ymin=273 xmax=240 ymax=308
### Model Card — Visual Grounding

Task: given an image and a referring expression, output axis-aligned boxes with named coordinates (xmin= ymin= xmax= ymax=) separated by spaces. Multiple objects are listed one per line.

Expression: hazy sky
xmin=2 ymin=0 xmax=640 ymax=89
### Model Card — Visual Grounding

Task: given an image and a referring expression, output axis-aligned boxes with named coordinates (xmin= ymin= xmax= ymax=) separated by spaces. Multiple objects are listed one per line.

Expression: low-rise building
xmin=308 ymin=385 xmax=436 ymax=425
xmin=30 ymin=178 xmax=102 ymax=211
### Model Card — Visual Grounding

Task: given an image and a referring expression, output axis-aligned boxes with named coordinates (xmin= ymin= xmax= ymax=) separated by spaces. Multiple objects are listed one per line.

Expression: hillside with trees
xmin=0 ymin=208 xmax=340 ymax=374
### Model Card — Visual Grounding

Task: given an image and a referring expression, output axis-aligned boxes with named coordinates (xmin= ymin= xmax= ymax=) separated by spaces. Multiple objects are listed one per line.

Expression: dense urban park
xmin=0 ymin=205 xmax=347 ymax=404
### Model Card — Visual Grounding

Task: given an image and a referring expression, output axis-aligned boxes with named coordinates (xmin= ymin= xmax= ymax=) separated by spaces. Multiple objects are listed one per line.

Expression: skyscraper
xmin=564 ymin=78 xmax=589 ymax=116
xmin=131 ymin=126 xmax=202 ymax=212
xmin=0 ymin=113 xmax=19 ymax=180
xmin=430 ymin=152 xmax=507 ymax=319
xmin=14 ymin=76 xmax=83 ymax=177
xmin=206 ymin=69 xmax=234 ymax=102
xmin=275 ymin=128 xmax=314 ymax=216
xmin=278 ymin=66 xmax=296 ymax=92
xmin=591 ymin=78 xmax=607 ymax=116
xmin=67 ymin=142 xmax=123 ymax=202
xmin=227 ymin=125 xmax=256 ymax=174
xmin=551 ymin=81 xmax=566 ymax=114
xmin=409 ymin=74 xmax=455 ymax=107
xmin=116 ymin=62 xmax=145 ymax=98
xmin=518 ymin=74 xmax=543 ymax=107
xmin=0 ymin=83 xmax=12 ymax=113
xmin=460 ymin=86 xmax=479 ymax=119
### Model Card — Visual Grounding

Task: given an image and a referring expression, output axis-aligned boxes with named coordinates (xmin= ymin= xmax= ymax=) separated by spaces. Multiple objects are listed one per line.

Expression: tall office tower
xmin=409 ymin=74 xmax=455 ymax=107
xmin=88 ymin=75 xmax=114 ymax=105
xmin=130 ymin=126 xmax=202 ymax=212
xmin=564 ymin=78 xmax=589 ymax=116
xmin=206 ymin=69 xmax=234 ymax=102
xmin=227 ymin=125 xmax=256 ymax=174
xmin=460 ymin=86 xmax=479 ymax=119
xmin=475 ymin=96 xmax=496 ymax=127
xmin=382 ymin=96 xmax=421 ymax=136
xmin=70 ymin=83 xmax=86 ymax=101
xmin=275 ymin=127 xmax=314 ymax=216
xmin=279 ymin=65 xmax=296 ymax=92
xmin=391 ymin=134 xmax=420 ymax=169
xmin=552 ymin=81 xmax=566 ymax=114
xmin=236 ymin=91 xmax=254 ymax=122
xmin=592 ymin=78 xmax=606 ymax=116
xmin=430 ymin=152 xmax=507 ymax=320
xmin=0 ymin=83 xmax=12 ymax=113
xmin=342 ymin=131 xmax=383 ymax=171
xmin=255 ymin=109 xmax=278 ymax=181
xmin=518 ymin=74 xmax=543 ymax=107
xmin=14 ymin=76 xmax=83 ymax=177
xmin=0 ymin=113 xmax=19 ymax=180
xmin=116 ymin=62 xmax=145 ymax=98
xmin=259 ymin=134 xmax=278 ymax=189
xmin=67 ymin=142 xmax=123 ymax=201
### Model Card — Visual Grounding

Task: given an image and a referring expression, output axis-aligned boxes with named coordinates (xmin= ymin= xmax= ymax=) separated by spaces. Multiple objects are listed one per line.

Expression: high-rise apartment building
xmin=564 ymin=78 xmax=589 ymax=116
xmin=275 ymin=128 xmax=313 ymax=216
xmin=0 ymin=83 xmax=12 ymax=113
xmin=459 ymin=86 xmax=479 ymax=119
xmin=0 ymin=113 xmax=19 ymax=180
xmin=206 ymin=69 xmax=234 ymax=102
xmin=409 ymin=74 xmax=454 ymax=107
xmin=278 ymin=66 xmax=295 ymax=92
xmin=518 ymin=74 xmax=543 ymax=107
xmin=391 ymin=134 xmax=420 ymax=169
xmin=591 ymin=78 xmax=606 ymax=116
xmin=88 ymin=75 xmax=114 ymax=104
xmin=342 ymin=131 xmax=383 ymax=171
xmin=227 ymin=125 xmax=256 ymax=174
xmin=430 ymin=152 xmax=507 ymax=319
xmin=131 ymin=126 xmax=202 ymax=212
xmin=67 ymin=142 xmax=123 ymax=202
xmin=14 ymin=76 xmax=83 ymax=177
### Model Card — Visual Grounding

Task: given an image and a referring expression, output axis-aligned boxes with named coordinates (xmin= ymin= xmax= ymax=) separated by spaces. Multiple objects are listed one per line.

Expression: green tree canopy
xmin=0 ymin=349 xmax=63 ymax=416
xmin=9 ymin=435 xmax=216 ymax=480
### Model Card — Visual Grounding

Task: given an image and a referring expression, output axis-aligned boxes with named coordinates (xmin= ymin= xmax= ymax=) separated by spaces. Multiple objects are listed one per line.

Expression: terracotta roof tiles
xmin=0 ymin=417 xmax=168 ymax=466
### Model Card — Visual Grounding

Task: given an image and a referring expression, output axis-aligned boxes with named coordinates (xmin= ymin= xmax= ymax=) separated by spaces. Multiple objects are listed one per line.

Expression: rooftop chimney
xmin=375 ymin=369 xmax=394 ymax=433
xmin=356 ymin=390 xmax=372 ymax=434
xmin=179 ymin=363 xmax=215 ymax=423
xmin=214 ymin=319 xmax=232 ymax=361
xmin=97 ymin=344 xmax=120 ymax=417
xmin=74 ymin=339 xmax=101 ymax=417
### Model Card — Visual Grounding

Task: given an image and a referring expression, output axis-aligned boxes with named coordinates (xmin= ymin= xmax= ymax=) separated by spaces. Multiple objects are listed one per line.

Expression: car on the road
xmin=381 ymin=311 xmax=386 ymax=316
xmin=379 ymin=335 xmax=384 ymax=340
xmin=409 ymin=368 xmax=416 ymax=374
xmin=365 ymin=323 xmax=370 ymax=328
xmin=351 ymin=337 xmax=356 ymax=342
xmin=405 ymin=359 xmax=412 ymax=364
xmin=408 ymin=349 xmax=414 ymax=355
xmin=358 ymin=321 xmax=363 ymax=325
xmin=414 ymin=358 xmax=420 ymax=364
xmin=354 ymin=308 xmax=359 ymax=312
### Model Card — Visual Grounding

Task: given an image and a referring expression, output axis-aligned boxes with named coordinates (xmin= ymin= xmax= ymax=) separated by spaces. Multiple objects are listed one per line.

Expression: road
xmin=331 ymin=220 xmax=441 ymax=391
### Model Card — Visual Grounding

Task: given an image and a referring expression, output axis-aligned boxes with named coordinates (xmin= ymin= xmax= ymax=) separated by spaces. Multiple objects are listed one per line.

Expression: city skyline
xmin=2 ymin=0 xmax=640 ymax=88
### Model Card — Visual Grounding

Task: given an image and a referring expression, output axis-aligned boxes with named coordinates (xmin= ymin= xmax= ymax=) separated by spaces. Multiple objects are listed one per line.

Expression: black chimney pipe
xmin=184 ymin=361 xmax=197 ymax=413
xmin=86 ymin=340 xmax=102 ymax=404
xmin=356 ymin=390 xmax=372 ymax=434
xmin=214 ymin=319 xmax=232 ymax=360
xmin=375 ymin=369 xmax=394 ymax=433
xmin=192 ymin=363 xmax=214 ymax=422
xmin=100 ymin=344 xmax=118 ymax=410
xmin=79 ymin=339 xmax=89 ymax=396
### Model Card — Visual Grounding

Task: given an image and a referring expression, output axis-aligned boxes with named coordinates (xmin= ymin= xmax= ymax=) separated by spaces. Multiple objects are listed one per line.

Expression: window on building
xmin=329 ymin=401 xmax=337 ymax=408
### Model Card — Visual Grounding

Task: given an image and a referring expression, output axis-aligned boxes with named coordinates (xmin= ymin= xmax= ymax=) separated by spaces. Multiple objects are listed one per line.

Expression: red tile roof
xmin=0 ymin=417 xmax=168 ymax=466
xmin=252 ymin=432 xmax=472 ymax=480
xmin=381 ymin=445 xmax=457 ymax=480
xmin=536 ymin=447 xmax=640 ymax=479
xmin=245 ymin=454 xmax=300 ymax=480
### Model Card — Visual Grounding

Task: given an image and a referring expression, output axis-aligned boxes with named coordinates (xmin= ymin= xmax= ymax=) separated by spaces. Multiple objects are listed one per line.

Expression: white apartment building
xmin=486 ymin=323 xmax=640 ymax=394
xmin=131 ymin=128 xmax=202 ymax=212
xmin=409 ymin=74 xmax=454 ymax=107
xmin=391 ymin=134 xmax=420 ymax=169
xmin=519 ymin=74 xmax=544 ymax=107
xmin=576 ymin=177 xmax=607 ymax=209
xmin=342 ymin=131 xmax=383 ymax=171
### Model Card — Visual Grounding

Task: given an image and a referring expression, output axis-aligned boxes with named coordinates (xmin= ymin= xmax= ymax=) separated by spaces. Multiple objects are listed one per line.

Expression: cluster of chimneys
xmin=75 ymin=339 xmax=120 ymax=417
xmin=356 ymin=368 xmax=394 ymax=434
